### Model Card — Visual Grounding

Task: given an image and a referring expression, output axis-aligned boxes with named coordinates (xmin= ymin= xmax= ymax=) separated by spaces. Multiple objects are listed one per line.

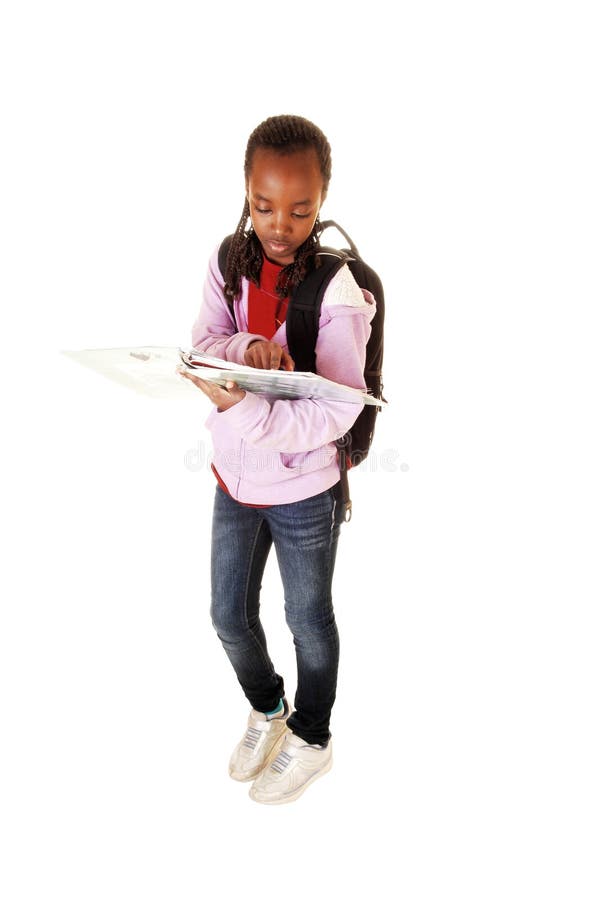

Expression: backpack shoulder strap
xmin=217 ymin=234 xmax=236 ymax=325
xmin=217 ymin=234 xmax=233 ymax=280
xmin=286 ymin=250 xmax=351 ymax=373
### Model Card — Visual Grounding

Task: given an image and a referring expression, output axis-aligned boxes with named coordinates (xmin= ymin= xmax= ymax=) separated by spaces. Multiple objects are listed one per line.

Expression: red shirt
xmin=247 ymin=254 xmax=288 ymax=337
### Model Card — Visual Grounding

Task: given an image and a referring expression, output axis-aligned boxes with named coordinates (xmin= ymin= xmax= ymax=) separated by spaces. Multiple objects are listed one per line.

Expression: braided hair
xmin=223 ymin=115 xmax=332 ymax=302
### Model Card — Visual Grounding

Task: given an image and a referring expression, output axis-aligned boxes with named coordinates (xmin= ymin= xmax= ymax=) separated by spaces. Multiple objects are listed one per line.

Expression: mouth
xmin=266 ymin=239 xmax=292 ymax=255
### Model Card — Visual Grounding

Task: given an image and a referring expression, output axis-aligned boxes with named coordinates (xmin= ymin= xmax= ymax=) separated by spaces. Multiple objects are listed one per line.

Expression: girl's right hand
xmin=244 ymin=340 xmax=295 ymax=371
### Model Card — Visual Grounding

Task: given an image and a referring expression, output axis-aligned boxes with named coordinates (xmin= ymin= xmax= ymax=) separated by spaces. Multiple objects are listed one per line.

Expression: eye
xmin=292 ymin=212 xmax=311 ymax=219
xmin=254 ymin=206 xmax=271 ymax=215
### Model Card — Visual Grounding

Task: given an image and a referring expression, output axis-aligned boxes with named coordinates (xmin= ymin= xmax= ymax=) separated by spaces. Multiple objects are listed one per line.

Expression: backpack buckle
xmin=343 ymin=499 xmax=353 ymax=523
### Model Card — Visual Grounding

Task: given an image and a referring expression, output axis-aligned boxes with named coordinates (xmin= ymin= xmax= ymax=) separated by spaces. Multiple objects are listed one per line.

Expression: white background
xmin=1 ymin=1 xmax=592 ymax=897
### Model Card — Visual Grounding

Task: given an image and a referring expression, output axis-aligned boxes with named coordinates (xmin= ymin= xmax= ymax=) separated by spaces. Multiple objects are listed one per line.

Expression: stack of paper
xmin=179 ymin=348 xmax=382 ymax=406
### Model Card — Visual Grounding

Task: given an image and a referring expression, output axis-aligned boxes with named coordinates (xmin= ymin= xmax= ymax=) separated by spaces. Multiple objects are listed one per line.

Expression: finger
xmin=246 ymin=347 xmax=263 ymax=369
xmin=226 ymin=381 xmax=245 ymax=402
xmin=258 ymin=347 xmax=272 ymax=369
xmin=245 ymin=341 xmax=266 ymax=369
xmin=252 ymin=350 xmax=266 ymax=369
xmin=179 ymin=369 xmax=201 ymax=387
xmin=269 ymin=347 xmax=282 ymax=370
xmin=193 ymin=375 xmax=221 ymax=398
xmin=281 ymin=349 xmax=295 ymax=372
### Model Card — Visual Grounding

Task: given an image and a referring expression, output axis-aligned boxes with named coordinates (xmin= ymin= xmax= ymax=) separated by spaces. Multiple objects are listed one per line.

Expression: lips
xmin=267 ymin=239 xmax=292 ymax=254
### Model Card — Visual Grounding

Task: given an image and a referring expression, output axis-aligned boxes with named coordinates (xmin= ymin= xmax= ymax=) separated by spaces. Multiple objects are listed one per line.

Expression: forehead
xmin=247 ymin=147 xmax=324 ymax=199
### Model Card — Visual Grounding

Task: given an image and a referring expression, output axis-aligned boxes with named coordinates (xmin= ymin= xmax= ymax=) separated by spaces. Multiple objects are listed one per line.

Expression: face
xmin=246 ymin=147 xmax=326 ymax=265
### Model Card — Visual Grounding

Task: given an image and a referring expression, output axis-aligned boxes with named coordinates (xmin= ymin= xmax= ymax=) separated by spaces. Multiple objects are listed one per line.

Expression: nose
xmin=271 ymin=210 xmax=292 ymax=238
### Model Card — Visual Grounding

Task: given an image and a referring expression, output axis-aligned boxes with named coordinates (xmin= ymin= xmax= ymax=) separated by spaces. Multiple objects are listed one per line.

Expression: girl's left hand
xmin=178 ymin=367 xmax=246 ymax=410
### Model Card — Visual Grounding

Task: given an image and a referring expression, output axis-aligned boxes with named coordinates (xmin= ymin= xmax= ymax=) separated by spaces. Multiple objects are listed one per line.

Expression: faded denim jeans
xmin=210 ymin=483 xmax=344 ymax=746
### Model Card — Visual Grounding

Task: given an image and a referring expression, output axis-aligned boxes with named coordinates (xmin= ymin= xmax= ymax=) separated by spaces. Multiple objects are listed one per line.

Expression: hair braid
xmin=223 ymin=115 xmax=332 ymax=302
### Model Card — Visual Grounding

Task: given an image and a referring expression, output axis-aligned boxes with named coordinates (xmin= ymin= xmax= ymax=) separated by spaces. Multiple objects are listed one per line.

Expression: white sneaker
xmin=249 ymin=731 xmax=333 ymax=804
xmin=228 ymin=699 xmax=291 ymax=782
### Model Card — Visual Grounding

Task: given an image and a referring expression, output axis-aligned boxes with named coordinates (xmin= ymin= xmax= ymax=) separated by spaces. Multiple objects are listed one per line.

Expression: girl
xmin=180 ymin=115 xmax=376 ymax=805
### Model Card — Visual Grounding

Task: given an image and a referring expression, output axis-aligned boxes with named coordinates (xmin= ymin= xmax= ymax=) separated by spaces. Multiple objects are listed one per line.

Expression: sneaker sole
xmin=228 ymin=724 xmax=289 ymax=783
xmin=248 ymin=754 xmax=333 ymax=804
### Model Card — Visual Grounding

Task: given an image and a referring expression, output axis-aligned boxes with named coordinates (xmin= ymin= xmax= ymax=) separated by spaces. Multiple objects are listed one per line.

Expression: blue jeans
xmin=210 ymin=483 xmax=344 ymax=746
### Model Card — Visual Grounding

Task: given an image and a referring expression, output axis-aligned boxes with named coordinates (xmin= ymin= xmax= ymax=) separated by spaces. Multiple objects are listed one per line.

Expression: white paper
xmin=62 ymin=346 xmax=383 ymax=406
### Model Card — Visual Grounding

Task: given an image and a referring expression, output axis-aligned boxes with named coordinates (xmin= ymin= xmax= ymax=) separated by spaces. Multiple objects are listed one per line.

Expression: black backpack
xmin=217 ymin=219 xmax=385 ymax=519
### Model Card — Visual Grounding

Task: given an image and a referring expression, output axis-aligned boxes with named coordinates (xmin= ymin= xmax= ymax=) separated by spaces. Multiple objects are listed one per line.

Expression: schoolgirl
xmin=180 ymin=115 xmax=376 ymax=804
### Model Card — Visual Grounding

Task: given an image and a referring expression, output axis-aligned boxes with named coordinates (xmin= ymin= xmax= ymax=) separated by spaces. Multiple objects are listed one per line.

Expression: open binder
xmin=62 ymin=346 xmax=383 ymax=406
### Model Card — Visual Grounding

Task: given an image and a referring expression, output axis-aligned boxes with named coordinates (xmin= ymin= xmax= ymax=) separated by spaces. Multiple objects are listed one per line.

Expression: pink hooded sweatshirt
xmin=191 ymin=244 xmax=376 ymax=505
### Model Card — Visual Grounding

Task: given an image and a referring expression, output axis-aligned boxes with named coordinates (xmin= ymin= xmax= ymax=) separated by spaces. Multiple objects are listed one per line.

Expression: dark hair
xmin=223 ymin=115 xmax=332 ymax=301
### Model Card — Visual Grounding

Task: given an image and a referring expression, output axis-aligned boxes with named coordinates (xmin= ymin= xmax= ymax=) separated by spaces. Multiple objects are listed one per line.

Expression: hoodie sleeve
xmin=190 ymin=244 xmax=268 ymax=364
xmin=208 ymin=264 xmax=376 ymax=453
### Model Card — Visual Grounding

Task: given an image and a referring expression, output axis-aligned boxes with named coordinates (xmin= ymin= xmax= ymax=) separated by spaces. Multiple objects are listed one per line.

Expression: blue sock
xmin=265 ymin=699 xmax=284 ymax=718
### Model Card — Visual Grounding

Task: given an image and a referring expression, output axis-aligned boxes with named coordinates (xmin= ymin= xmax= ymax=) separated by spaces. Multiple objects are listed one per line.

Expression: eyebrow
xmin=254 ymin=193 xmax=312 ymax=206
